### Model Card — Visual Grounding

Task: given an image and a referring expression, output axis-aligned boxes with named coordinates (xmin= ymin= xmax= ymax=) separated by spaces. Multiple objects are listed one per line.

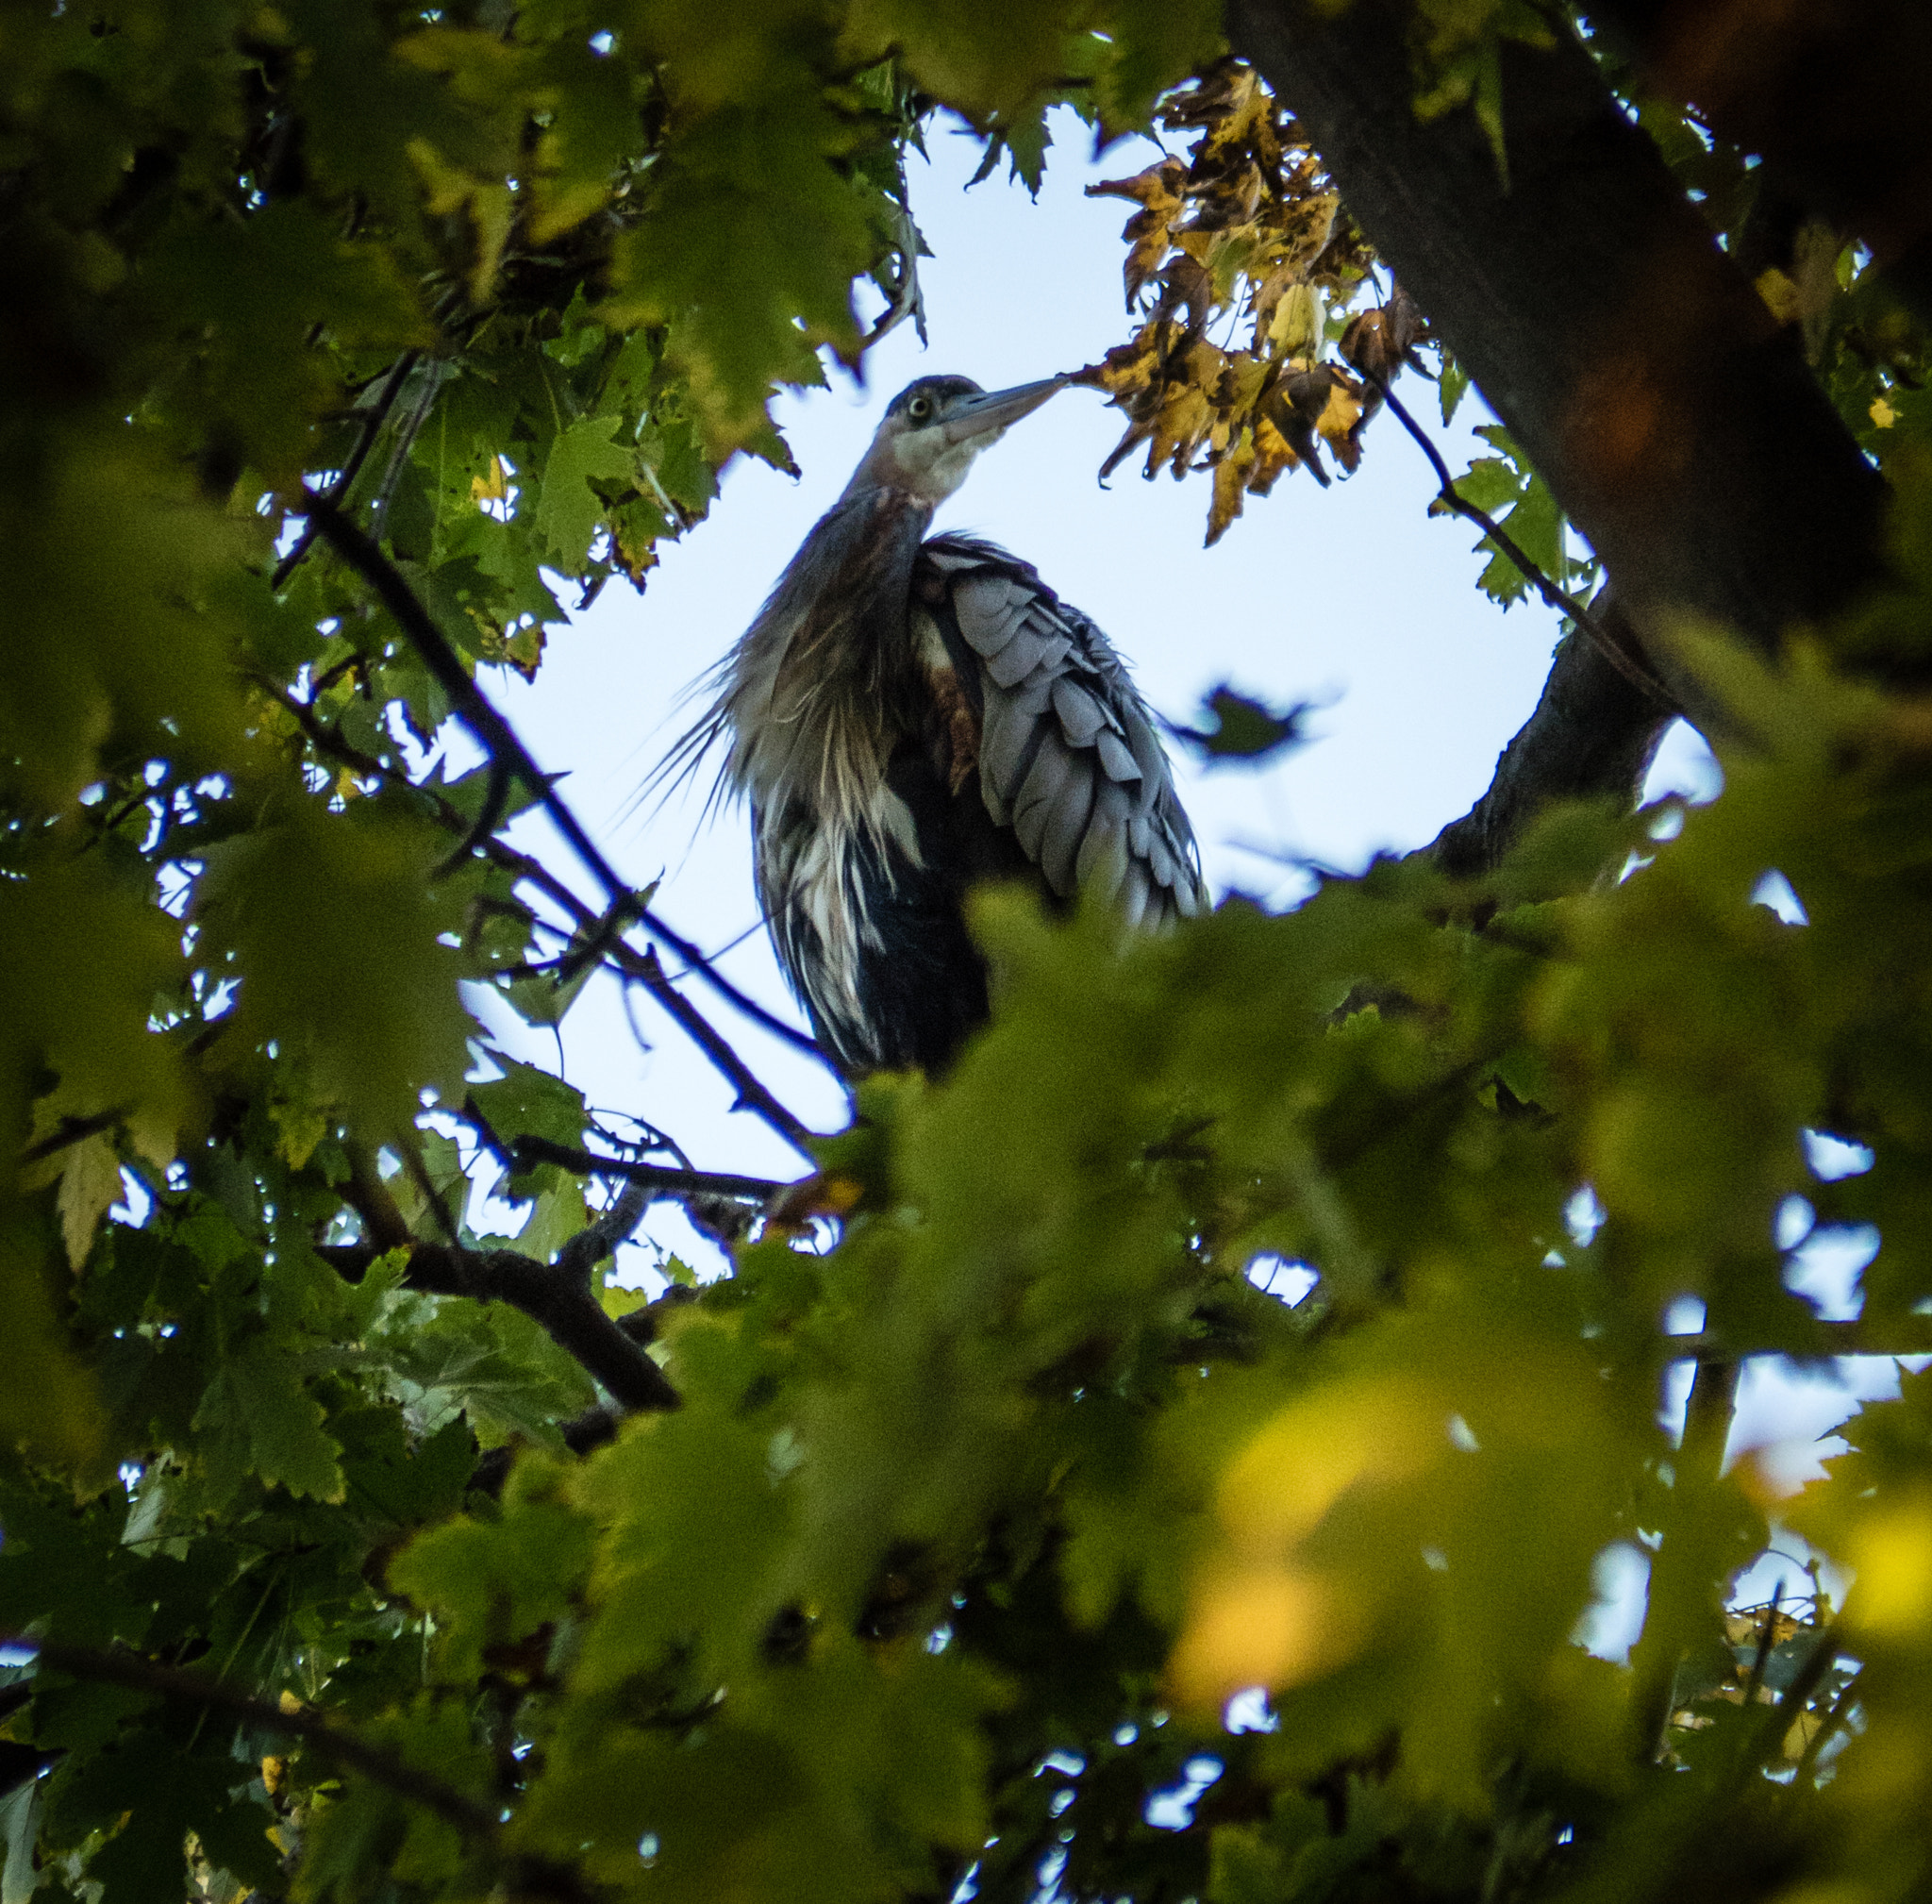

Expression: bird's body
xmin=672 ymin=375 xmax=1208 ymax=1076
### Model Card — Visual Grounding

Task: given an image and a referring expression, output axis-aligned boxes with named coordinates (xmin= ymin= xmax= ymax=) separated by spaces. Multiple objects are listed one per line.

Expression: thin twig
xmin=1367 ymin=375 xmax=1676 ymax=708
xmin=509 ymin=1135 xmax=784 ymax=1201
xmin=365 ymin=359 xmax=448 ymax=544
xmin=1792 ymin=1667 xmax=1860 ymax=1783
xmin=20 ymin=1110 xmax=125 ymax=1167
xmin=494 ymin=833 xmax=822 ymax=1060
xmin=1739 ymin=1581 xmax=1785 ymax=1715
xmin=475 ymin=843 xmax=821 ymax=1151
xmin=305 ymin=501 xmax=823 ymax=1152
xmin=6 ymin=1636 xmax=592 ymax=1901
xmin=1747 ymin=1624 xmax=1842 ymax=1782
xmin=637 ymin=905 xmax=824 ymax=1060
xmin=622 ymin=947 xmax=819 ymax=1150
xmin=259 ymin=671 xmax=820 ymax=1063
xmin=272 ymin=351 xmax=422 ymax=590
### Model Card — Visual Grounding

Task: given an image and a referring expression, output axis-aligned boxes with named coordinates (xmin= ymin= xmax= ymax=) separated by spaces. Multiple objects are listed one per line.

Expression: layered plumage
xmin=669 ymin=375 xmax=1208 ymax=1077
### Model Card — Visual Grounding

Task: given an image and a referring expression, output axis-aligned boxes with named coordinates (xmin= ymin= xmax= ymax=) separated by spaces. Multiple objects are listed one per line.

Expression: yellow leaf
xmin=1269 ymin=281 xmax=1325 ymax=359
xmin=1756 ymin=267 xmax=1803 ymax=326
xmin=1845 ymin=1498 xmax=1932 ymax=1638
xmin=1168 ymin=1560 xmax=1367 ymax=1711
xmin=56 ymin=1132 xmax=123 ymax=1269
xmin=1871 ymin=395 xmax=1897 ymax=429
xmin=1314 ymin=379 xmax=1363 ymax=450
xmin=1208 ymin=433 xmax=1256 ymax=546
xmin=472 ymin=455 xmax=512 ymax=503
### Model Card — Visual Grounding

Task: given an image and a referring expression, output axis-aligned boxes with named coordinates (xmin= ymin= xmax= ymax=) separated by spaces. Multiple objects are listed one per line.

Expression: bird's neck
xmin=721 ymin=483 xmax=935 ymax=822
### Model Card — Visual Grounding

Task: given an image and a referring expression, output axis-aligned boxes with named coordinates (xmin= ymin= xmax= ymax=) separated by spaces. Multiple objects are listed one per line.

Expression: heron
xmin=669 ymin=374 xmax=1208 ymax=1077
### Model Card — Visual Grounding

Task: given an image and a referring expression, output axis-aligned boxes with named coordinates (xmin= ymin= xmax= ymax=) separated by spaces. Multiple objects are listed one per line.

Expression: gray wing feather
xmin=1051 ymin=677 xmax=1107 ymax=748
xmin=1095 ymin=729 xmax=1141 ymax=784
xmin=1012 ymin=733 xmax=1077 ymax=862
xmin=933 ymin=537 xmax=1208 ymax=922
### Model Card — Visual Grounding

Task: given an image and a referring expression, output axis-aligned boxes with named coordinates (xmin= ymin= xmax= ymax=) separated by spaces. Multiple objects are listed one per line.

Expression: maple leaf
xmin=537 ymin=414 xmax=637 ymax=569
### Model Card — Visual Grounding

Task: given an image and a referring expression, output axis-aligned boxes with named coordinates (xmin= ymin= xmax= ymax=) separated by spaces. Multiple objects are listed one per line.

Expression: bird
xmin=666 ymin=374 xmax=1208 ymax=1077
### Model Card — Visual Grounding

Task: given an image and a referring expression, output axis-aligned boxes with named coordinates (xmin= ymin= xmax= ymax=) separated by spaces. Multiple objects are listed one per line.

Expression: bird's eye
xmin=908 ymin=396 xmax=932 ymax=420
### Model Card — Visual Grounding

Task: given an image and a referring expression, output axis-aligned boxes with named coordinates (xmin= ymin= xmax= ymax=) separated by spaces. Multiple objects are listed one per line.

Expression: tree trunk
xmin=1227 ymin=0 xmax=1894 ymax=865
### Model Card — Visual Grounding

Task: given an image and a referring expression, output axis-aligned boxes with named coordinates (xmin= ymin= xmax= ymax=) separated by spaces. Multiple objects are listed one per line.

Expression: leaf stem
xmin=1366 ymin=373 xmax=1676 ymax=708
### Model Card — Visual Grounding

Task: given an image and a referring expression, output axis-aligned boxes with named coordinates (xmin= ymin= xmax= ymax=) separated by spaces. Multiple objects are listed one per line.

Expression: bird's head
xmin=849 ymin=373 xmax=1066 ymax=504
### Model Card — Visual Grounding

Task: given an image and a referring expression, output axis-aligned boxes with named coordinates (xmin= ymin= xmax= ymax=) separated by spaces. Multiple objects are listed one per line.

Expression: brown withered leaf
xmin=1072 ymin=59 xmax=1407 ymax=543
xmin=1208 ymin=432 xmax=1257 ymax=545
xmin=1087 ymin=159 xmax=1188 ymax=308
xmin=1151 ymin=253 xmax=1215 ymax=336
xmin=1340 ymin=281 xmax=1428 ymax=388
xmin=1164 ymin=59 xmax=1281 ymax=184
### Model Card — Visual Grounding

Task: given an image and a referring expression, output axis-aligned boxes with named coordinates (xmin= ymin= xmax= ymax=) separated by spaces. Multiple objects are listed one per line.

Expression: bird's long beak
xmin=941 ymin=376 xmax=1068 ymax=445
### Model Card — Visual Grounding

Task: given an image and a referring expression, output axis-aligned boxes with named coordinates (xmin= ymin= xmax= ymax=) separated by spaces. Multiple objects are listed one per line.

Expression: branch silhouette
xmin=5 ymin=1635 xmax=595 ymax=1904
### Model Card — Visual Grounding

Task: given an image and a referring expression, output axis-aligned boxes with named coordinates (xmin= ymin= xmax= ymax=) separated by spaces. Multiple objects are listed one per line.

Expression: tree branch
xmin=6 ymin=1636 xmax=594 ymax=1903
xmin=635 ymin=903 xmax=825 ymax=1061
xmin=303 ymin=500 xmax=824 ymax=1153
xmin=272 ymin=351 xmax=421 ymax=590
xmin=331 ymin=1148 xmax=678 ymax=1412
xmin=1669 ymin=1314 xmax=1932 ymax=1363
xmin=319 ymin=1237 xmax=680 ymax=1412
xmin=1427 ymin=603 xmax=1675 ymax=876
xmin=19 ymin=1109 xmax=126 ymax=1167
xmin=508 ymin=1135 xmax=785 ymax=1202
xmin=1230 ymin=0 xmax=1890 ymax=684
xmin=1628 ymin=1356 xmax=1740 ymax=1761
xmin=1371 ymin=375 xmax=1677 ymax=708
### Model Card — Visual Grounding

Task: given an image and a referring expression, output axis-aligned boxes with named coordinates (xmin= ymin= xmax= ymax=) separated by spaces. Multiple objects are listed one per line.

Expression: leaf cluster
xmin=7 ymin=8 xmax=1932 ymax=1904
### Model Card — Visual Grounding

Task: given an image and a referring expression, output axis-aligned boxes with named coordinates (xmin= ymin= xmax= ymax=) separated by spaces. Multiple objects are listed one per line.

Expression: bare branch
xmin=1369 ymin=374 xmax=1677 ymax=709
xmin=272 ymin=351 xmax=422 ymax=590
xmin=635 ymin=903 xmax=825 ymax=1061
xmin=509 ymin=1134 xmax=785 ymax=1202
xmin=303 ymin=500 xmax=824 ymax=1153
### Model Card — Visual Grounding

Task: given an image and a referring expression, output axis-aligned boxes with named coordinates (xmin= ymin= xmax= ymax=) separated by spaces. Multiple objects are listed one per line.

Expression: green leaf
xmin=535 ymin=414 xmax=637 ymax=567
xmin=193 ymin=1338 xmax=346 ymax=1503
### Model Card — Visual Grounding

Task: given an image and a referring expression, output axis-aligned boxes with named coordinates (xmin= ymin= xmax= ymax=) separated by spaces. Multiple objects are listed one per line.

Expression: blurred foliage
xmin=4 ymin=4 xmax=1932 ymax=1904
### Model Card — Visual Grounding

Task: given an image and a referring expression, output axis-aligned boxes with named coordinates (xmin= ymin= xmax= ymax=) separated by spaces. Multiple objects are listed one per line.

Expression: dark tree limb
xmin=304 ymin=499 xmax=824 ymax=1152
xmin=470 ymin=1292 xmax=701 ymax=1495
xmin=331 ymin=1151 xmax=677 ymax=1411
xmin=508 ymin=1135 xmax=784 ymax=1202
xmin=272 ymin=350 xmax=421 ymax=590
xmin=319 ymin=1238 xmax=681 ymax=1413
xmin=4 ymin=1637 xmax=594 ymax=1904
xmin=1229 ymin=0 xmax=1890 ymax=682
xmin=1628 ymin=1356 xmax=1740 ymax=1760
xmin=19 ymin=1109 xmax=127 ymax=1167
xmin=1428 ymin=602 xmax=1674 ymax=876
